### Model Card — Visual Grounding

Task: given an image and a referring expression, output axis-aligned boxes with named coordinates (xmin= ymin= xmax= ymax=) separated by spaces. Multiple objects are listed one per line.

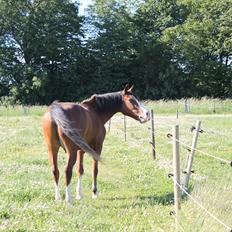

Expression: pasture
xmin=0 ymin=100 xmax=232 ymax=232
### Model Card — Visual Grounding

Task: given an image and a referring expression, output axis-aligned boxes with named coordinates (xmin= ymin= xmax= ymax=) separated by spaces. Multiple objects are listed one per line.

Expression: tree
xmin=1 ymin=0 xmax=231 ymax=104
xmin=162 ymin=0 xmax=232 ymax=97
xmin=84 ymin=0 xmax=134 ymax=93
xmin=0 ymin=0 xmax=84 ymax=104
xmin=129 ymin=0 xmax=189 ymax=98
xmin=85 ymin=0 xmax=189 ymax=99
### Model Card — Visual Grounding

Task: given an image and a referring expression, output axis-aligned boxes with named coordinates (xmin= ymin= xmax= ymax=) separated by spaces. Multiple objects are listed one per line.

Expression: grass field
xmin=0 ymin=100 xmax=232 ymax=231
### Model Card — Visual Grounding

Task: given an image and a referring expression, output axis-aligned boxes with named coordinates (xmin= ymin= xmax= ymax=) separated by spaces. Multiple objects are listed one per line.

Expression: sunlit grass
xmin=0 ymin=100 xmax=231 ymax=231
xmin=146 ymin=98 xmax=232 ymax=114
xmin=0 ymin=105 xmax=47 ymax=117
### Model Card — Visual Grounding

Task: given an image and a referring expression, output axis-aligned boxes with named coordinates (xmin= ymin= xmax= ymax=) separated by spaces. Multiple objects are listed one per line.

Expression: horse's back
xmin=44 ymin=101 xmax=104 ymax=145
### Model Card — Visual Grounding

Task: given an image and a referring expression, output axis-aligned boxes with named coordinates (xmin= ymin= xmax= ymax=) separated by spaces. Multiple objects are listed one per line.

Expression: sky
xmin=78 ymin=0 xmax=93 ymax=15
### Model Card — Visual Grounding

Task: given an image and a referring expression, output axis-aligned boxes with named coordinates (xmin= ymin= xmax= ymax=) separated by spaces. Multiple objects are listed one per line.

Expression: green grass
xmin=0 ymin=105 xmax=46 ymax=117
xmin=0 ymin=100 xmax=232 ymax=231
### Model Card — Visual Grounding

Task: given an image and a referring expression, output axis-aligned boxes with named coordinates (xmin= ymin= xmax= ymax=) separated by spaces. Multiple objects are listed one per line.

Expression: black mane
xmin=82 ymin=91 xmax=123 ymax=113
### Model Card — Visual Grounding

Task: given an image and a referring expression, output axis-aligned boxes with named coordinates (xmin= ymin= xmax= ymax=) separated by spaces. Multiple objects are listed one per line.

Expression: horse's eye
xmin=129 ymin=98 xmax=138 ymax=106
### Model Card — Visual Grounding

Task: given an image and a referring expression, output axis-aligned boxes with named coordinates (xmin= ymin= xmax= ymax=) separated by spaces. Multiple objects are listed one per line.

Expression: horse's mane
xmin=81 ymin=91 xmax=123 ymax=113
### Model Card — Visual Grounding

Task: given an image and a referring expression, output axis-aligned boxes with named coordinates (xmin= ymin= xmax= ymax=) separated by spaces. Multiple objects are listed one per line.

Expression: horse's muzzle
xmin=139 ymin=111 xmax=150 ymax=123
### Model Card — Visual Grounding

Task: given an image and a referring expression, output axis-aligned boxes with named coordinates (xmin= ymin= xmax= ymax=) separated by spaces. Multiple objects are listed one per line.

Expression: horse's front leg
xmin=92 ymin=144 xmax=102 ymax=199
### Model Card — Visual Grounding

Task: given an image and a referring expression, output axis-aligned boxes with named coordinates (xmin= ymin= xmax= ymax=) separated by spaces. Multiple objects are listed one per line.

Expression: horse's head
xmin=121 ymin=85 xmax=150 ymax=123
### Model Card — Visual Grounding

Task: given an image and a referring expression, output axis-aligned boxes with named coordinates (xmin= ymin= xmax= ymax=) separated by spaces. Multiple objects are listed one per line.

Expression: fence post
xmin=124 ymin=115 xmax=126 ymax=142
xmin=176 ymin=109 xmax=179 ymax=119
xmin=172 ymin=125 xmax=181 ymax=228
xmin=184 ymin=99 xmax=188 ymax=113
xmin=184 ymin=99 xmax=190 ymax=113
xmin=213 ymin=101 xmax=216 ymax=113
xmin=183 ymin=120 xmax=201 ymax=193
xmin=22 ymin=105 xmax=27 ymax=116
xmin=150 ymin=109 xmax=156 ymax=159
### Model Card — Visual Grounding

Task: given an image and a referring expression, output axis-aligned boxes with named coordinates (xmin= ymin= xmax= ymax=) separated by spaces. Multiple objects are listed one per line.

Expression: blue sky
xmin=79 ymin=0 xmax=93 ymax=15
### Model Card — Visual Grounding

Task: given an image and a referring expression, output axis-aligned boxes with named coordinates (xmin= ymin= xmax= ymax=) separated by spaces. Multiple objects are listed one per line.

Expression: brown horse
xmin=42 ymin=85 xmax=150 ymax=202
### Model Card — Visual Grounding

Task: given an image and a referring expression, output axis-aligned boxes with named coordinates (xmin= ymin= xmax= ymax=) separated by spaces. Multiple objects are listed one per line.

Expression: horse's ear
xmin=123 ymin=84 xmax=134 ymax=95
xmin=128 ymin=85 xmax=134 ymax=92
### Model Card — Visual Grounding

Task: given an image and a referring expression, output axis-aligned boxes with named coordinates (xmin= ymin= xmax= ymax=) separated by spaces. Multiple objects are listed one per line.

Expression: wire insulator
xmin=168 ymin=173 xmax=174 ymax=178
xmin=169 ymin=211 xmax=175 ymax=216
xmin=167 ymin=133 xmax=173 ymax=138
xmin=190 ymin=126 xmax=196 ymax=132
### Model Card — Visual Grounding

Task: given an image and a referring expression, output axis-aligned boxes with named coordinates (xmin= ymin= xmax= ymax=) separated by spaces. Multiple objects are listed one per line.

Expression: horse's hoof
xmin=55 ymin=194 xmax=61 ymax=201
xmin=76 ymin=195 xmax=83 ymax=200
xmin=92 ymin=193 xmax=98 ymax=199
xmin=65 ymin=197 xmax=72 ymax=203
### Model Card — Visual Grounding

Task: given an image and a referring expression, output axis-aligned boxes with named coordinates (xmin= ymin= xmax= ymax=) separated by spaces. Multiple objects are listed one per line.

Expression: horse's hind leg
xmin=76 ymin=150 xmax=84 ymax=200
xmin=48 ymin=145 xmax=61 ymax=200
xmin=64 ymin=148 xmax=77 ymax=203
xmin=43 ymin=113 xmax=61 ymax=200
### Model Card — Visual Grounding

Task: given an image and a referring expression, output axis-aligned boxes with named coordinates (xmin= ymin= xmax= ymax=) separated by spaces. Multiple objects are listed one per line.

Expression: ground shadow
xmin=100 ymin=185 xmax=194 ymax=209
xmin=136 ymin=192 xmax=174 ymax=206
xmin=100 ymin=191 xmax=174 ymax=209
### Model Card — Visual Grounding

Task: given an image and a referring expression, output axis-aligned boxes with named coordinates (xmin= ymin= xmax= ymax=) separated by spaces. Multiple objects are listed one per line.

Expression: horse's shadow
xmin=133 ymin=185 xmax=194 ymax=208
xmin=101 ymin=185 xmax=193 ymax=209
xmin=136 ymin=193 xmax=174 ymax=206
xmin=101 ymin=192 xmax=174 ymax=208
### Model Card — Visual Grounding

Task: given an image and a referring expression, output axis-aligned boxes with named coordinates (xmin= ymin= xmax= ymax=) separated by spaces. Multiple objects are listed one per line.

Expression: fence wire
xmin=166 ymin=135 xmax=232 ymax=166
xmin=171 ymin=177 xmax=232 ymax=232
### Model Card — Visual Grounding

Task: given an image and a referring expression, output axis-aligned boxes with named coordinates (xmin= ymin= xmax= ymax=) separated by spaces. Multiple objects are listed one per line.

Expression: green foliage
xmin=84 ymin=0 xmax=133 ymax=91
xmin=162 ymin=0 xmax=232 ymax=97
xmin=86 ymin=0 xmax=189 ymax=99
xmin=0 ymin=0 xmax=84 ymax=104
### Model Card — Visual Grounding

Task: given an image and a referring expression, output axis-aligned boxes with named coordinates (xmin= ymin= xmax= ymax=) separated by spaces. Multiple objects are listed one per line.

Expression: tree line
xmin=0 ymin=0 xmax=231 ymax=105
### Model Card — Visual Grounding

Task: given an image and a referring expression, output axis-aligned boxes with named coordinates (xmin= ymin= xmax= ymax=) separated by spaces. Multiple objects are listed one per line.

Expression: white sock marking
xmin=65 ymin=184 xmax=71 ymax=202
xmin=92 ymin=192 xmax=98 ymax=199
xmin=55 ymin=184 xmax=61 ymax=201
xmin=76 ymin=176 xmax=83 ymax=200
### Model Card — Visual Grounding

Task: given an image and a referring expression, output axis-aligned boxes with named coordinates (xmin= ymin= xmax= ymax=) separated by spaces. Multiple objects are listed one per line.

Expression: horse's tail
xmin=50 ymin=101 xmax=101 ymax=161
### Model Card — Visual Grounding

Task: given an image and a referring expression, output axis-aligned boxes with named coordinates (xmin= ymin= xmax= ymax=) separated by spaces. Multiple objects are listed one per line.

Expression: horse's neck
xmin=99 ymin=111 xmax=119 ymax=125
xmin=83 ymin=104 xmax=119 ymax=125
xmin=82 ymin=93 xmax=122 ymax=124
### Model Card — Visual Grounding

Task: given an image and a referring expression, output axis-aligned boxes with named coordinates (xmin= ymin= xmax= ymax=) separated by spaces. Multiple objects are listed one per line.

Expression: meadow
xmin=0 ymin=99 xmax=232 ymax=232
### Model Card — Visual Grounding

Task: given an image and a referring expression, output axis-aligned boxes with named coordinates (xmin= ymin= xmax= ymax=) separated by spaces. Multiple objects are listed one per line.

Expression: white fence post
xmin=183 ymin=120 xmax=201 ymax=193
xmin=172 ymin=125 xmax=181 ymax=228
xmin=176 ymin=109 xmax=179 ymax=119
xmin=184 ymin=99 xmax=190 ymax=113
